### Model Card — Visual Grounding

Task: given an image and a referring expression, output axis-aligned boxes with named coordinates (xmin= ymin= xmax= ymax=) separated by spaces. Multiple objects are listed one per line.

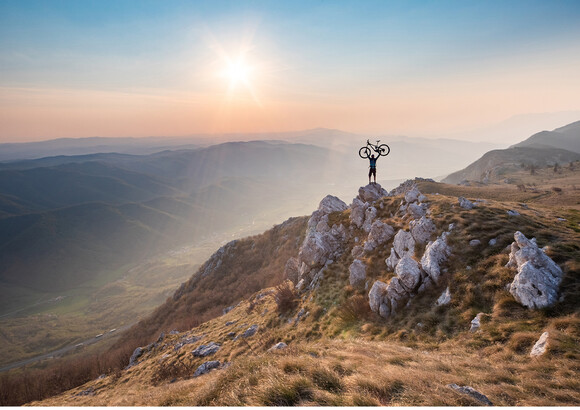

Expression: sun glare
xmin=225 ymin=59 xmax=251 ymax=88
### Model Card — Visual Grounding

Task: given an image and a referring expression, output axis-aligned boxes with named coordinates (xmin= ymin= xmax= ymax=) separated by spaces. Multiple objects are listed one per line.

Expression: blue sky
xmin=1 ymin=0 xmax=580 ymax=140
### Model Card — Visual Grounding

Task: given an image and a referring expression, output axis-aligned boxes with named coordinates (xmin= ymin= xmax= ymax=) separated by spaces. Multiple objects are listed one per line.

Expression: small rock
xmin=470 ymin=313 xmax=484 ymax=332
xmin=488 ymin=238 xmax=497 ymax=246
xmin=225 ymin=320 xmax=237 ymax=326
xmin=193 ymin=360 xmax=220 ymax=377
xmin=227 ymin=332 xmax=236 ymax=339
xmin=530 ymin=332 xmax=549 ymax=357
xmin=469 ymin=239 xmax=481 ymax=247
xmin=269 ymin=342 xmax=288 ymax=351
xmin=507 ymin=209 xmax=520 ymax=216
xmin=242 ymin=325 xmax=259 ymax=338
xmin=458 ymin=197 xmax=474 ymax=210
xmin=436 ymin=287 xmax=451 ymax=306
xmin=447 ymin=384 xmax=493 ymax=406
xmin=557 ymin=217 xmax=567 ymax=222
xmin=192 ymin=342 xmax=221 ymax=357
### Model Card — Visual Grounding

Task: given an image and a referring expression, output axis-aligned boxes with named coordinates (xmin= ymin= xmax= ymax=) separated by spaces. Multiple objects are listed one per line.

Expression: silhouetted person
xmin=369 ymin=154 xmax=378 ymax=184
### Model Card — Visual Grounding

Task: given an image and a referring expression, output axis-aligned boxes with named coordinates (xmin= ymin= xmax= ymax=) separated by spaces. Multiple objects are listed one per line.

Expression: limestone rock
xmin=393 ymin=229 xmax=415 ymax=258
xmin=193 ymin=360 xmax=220 ymax=377
xmin=488 ymin=238 xmax=497 ymax=246
xmin=385 ymin=248 xmax=400 ymax=271
xmin=469 ymin=239 xmax=481 ymax=247
xmin=368 ymin=280 xmax=388 ymax=314
xmin=351 ymin=245 xmax=364 ymax=259
xmin=410 ymin=216 xmax=436 ymax=244
xmin=241 ymin=325 xmax=259 ymax=338
xmin=395 ymin=255 xmax=422 ymax=292
xmin=318 ymin=195 xmax=348 ymax=215
xmin=436 ymin=287 xmax=451 ymax=306
xmin=349 ymin=259 xmax=367 ymax=288
xmin=350 ymin=198 xmax=367 ymax=228
xmin=192 ymin=342 xmax=221 ymax=357
xmin=406 ymin=202 xmax=428 ymax=219
xmin=362 ymin=206 xmax=378 ymax=233
xmin=507 ymin=209 xmax=520 ymax=216
xmin=530 ymin=332 xmax=549 ymax=357
xmin=404 ymin=185 xmax=421 ymax=203
xmin=269 ymin=342 xmax=288 ymax=351
xmin=358 ymin=183 xmax=388 ymax=203
xmin=127 ymin=347 xmax=144 ymax=368
xmin=458 ymin=196 xmax=474 ymax=210
xmin=364 ymin=220 xmax=395 ymax=252
xmin=421 ymin=232 xmax=451 ymax=284
xmin=507 ymin=231 xmax=563 ymax=309
xmin=470 ymin=313 xmax=484 ymax=332
xmin=447 ymin=384 xmax=493 ymax=406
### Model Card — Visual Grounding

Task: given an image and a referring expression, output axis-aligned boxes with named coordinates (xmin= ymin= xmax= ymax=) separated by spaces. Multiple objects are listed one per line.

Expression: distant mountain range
xmin=443 ymin=120 xmax=580 ymax=184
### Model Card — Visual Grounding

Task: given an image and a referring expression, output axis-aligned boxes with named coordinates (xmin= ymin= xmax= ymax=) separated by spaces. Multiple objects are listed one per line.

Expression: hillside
xmin=443 ymin=120 xmax=580 ymax=185
xmin=513 ymin=120 xmax=580 ymax=153
xmin=23 ymin=179 xmax=580 ymax=406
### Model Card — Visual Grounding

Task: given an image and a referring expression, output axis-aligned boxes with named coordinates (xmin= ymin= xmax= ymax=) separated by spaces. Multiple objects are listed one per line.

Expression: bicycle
xmin=359 ymin=139 xmax=390 ymax=159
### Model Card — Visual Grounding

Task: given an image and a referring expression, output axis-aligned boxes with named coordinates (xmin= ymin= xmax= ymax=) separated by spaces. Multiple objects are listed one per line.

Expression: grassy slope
xmin=31 ymin=179 xmax=580 ymax=406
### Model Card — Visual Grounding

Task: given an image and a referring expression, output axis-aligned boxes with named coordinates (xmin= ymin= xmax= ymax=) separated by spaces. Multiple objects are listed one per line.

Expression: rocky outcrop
xmin=410 ymin=216 xmax=436 ymax=244
xmin=350 ymin=198 xmax=367 ymax=228
xmin=436 ymin=287 xmax=451 ymax=306
xmin=385 ymin=248 xmax=399 ymax=271
xmin=358 ymin=183 xmax=388 ymax=203
xmin=395 ymin=255 xmax=422 ymax=292
xmin=362 ymin=207 xmax=378 ymax=233
xmin=284 ymin=257 xmax=301 ymax=284
xmin=296 ymin=195 xmax=350 ymax=289
xmin=349 ymin=259 xmax=366 ymax=288
xmin=241 ymin=325 xmax=259 ymax=338
xmin=530 ymin=332 xmax=549 ymax=357
xmin=364 ymin=220 xmax=395 ymax=252
xmin=506 ymin=231 xmax=563 ymax=309
xmin=470 ymin=313 xmax=484 ymax=332
xmin=421 ymin=232 xmax=451 ymax=284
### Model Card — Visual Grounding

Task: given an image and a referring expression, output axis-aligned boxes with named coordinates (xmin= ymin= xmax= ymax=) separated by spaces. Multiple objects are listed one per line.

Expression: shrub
xmin=274 ymin=281 xmax=298 ymax=314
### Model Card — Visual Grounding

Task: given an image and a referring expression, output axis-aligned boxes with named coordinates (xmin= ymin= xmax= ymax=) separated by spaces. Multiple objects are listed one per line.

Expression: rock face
xmin=284 ymin=257 xmax=301 ymax=284
xmin=368 ymin=281 xmax=389 ymax=315
xmin=530 ymin=332 xmax=549 ymax=357
xmin=362 ymin=207 xmax=378 ymax=233
xmin=506 ymin=231 xmax=563 ymax=309
xmin=349 ymin=259 xmax=367 ymax=288
xmin=350 ymin=198 xmax=367 ymax=228
xmin=410 ymin=216 xmax=436 ymax=244
xmin=421 ymin=232 xmax=451 ymax=284
xmin=385 ymin=248 xmax=400 ymax=271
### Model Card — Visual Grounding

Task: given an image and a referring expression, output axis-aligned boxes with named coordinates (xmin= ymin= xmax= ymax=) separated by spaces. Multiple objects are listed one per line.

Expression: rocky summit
xmin=26 ymin=179 xmax=580 ymax=407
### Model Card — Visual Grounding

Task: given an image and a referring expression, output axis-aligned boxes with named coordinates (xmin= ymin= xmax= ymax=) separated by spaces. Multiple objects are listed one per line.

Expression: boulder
xmin=364 ymin=220 xmax=395 ymax=252
xmin=404 ymin=185 xmax=421 ymax=203
xmin=393 ymin=229 xmax=415 ymax=258
xmin=349 ymin=259 xmax=367 ymax=288
xmin=458 ymin=197 xmax=474 ymax=210
xmin=421 ymin=233 xmax=451 ymax=284
xmin=350 ymin=198 xmax=367 ymax=228
xmin=358 ymin=183 xmax=388 ymax=203
xmin=410 ymin=216 xmax=436 ymax=244
xmin=385 ymin=277 xmax=408 ymax=315
xmin=362 ymin=206 xmax=378 ymax=233
xmin=193 ymin=360 xmax=220 ymax=377
xmin=127 ymin=347 xmax=144 ymax=368
xmin=406 ymin=202 xmax=428 ymax=219
xmin=395 ymin=255 xmax=422 ymax=292
xmin=436 ymin=287 xmax=451 ymax=306
xmin=507 ymin=231 xmax=563 ymax=309
xmin=192 ymin=342 xmax=221 ymax=357
xmin=368 ymin=280 xmax=388 ymax=314
xmin=351 ymin=245 xmax=364 ymax=259
xmin=530 ymin=332 xmax=549 ymax=357
xmin=318 ymin=195 xmax=348 ymax=215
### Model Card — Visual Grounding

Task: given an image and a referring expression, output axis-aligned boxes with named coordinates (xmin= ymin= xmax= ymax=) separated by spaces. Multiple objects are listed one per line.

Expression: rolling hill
xmin=513 ymin=120 xmax=580 ymax=153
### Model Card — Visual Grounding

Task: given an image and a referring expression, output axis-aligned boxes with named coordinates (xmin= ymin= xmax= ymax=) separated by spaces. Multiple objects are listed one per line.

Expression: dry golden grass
xmin=27 ymin=181 xmax=580 ymax=406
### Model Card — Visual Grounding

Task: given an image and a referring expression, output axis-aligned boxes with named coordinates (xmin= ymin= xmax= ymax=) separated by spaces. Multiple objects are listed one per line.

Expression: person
xmin=368 ymin=154 xmax=378 ymax=184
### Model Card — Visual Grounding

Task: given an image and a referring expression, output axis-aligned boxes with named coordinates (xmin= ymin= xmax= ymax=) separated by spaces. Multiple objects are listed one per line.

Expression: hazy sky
xmin=1 ymin=0 xmax=580 ymax=142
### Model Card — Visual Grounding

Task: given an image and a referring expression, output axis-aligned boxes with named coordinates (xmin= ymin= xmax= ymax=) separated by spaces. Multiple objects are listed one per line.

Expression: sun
xmin=225 ymin=58 xmax=251 ymax=88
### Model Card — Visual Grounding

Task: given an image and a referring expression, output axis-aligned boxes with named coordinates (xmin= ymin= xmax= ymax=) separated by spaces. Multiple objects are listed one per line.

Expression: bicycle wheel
xmin=359 ymin=146 xmax=371 ymax=159
xmin=378 ymin=144 xmax=390 ymax=156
